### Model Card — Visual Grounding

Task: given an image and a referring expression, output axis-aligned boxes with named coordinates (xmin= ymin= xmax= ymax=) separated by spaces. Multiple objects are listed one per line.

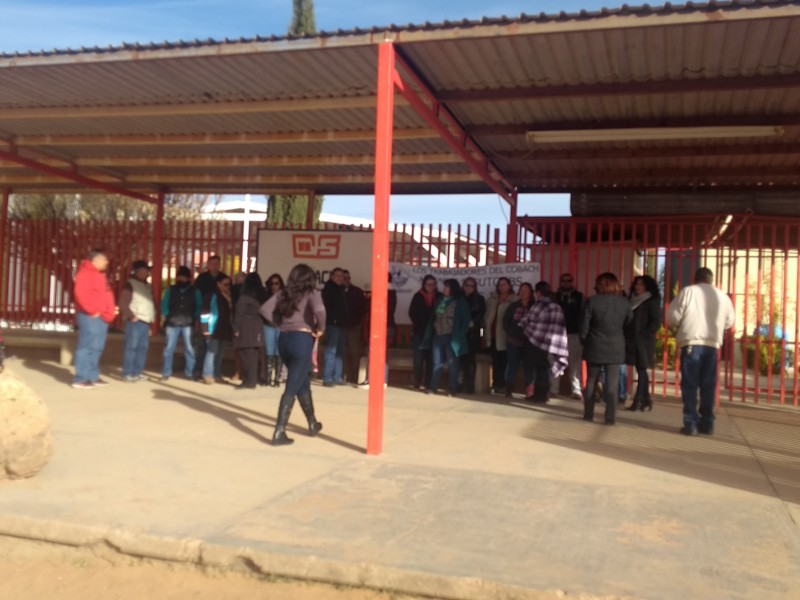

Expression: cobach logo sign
xmin=292 ymin=234 xmax=341 ymax=259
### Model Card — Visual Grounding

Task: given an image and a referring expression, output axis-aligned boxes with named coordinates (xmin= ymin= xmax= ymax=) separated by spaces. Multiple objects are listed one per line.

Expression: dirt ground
xmin=0 ymin=536 xmax=422 ymax=600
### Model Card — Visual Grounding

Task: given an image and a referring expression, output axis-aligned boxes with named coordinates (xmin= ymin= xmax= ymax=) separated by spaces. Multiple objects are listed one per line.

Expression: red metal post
xmin=506 ymin=191 xmax=518 ymax=263
xmin=151 ymin=193 xmax=165 ymax=332
xmin=366 ymin=41 xmax=396 ymax=456
xmin=0 ymin=188 xmax=8 ymax=319
xmin=306 ymin=190 xmax=316 ymax=229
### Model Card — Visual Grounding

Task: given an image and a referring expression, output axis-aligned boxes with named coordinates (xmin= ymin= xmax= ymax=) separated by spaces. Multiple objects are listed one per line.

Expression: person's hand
xmin=311 ymin=330 xmax=323 ymax=339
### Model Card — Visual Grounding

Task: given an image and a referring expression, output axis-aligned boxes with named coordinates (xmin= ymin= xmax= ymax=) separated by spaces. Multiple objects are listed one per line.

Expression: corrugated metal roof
xmin=0 ymin=0 xmax=799 ymax=197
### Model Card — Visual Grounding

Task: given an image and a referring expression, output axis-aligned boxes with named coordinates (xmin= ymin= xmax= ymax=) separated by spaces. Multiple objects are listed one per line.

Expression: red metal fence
xmin=2 ymin=214 xmax=799 ymax=406
xmin=517 ymin=214 xmax=800 ymax=407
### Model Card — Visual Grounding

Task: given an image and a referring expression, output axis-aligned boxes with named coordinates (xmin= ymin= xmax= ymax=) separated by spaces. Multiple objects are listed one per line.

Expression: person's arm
xmin=645 ymin=298 xmax=662 ymax=335
xmin=724 ymin=293 xmax=736 ymax=330
xmin=259 ymin=294 xmax=279 ymax=326
xmin=579 ymin=299 xmax=591 ymax=344
xmin=309 ymin=291 xmax=327 ymax=335
xmin=666 ymin=289 xmax=686 ymax=328
xmin=160 ymin=288 xmax=170 ymax=319
xmin=502 ymin=301 xmax=517 ymax=335
xmin=119 ymin=282 xmax=135 ymax=321
xmin=478 ymin=295 xmax=487 ymax=326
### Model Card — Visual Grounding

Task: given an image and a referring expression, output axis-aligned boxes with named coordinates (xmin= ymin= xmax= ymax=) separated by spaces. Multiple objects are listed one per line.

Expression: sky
xmin=0 ymin=0 xmax=615 ymax=228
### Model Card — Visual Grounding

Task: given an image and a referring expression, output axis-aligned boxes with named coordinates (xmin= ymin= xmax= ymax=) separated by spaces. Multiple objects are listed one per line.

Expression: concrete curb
xmin=0 ymin=514 xmax=627 ymax=600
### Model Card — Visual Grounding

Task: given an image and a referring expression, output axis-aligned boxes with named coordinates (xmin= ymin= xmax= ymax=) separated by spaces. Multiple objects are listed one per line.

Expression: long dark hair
xmin=630 ymin=274 xmax=661 ymax=299
xmin=265 ymin=273 xmax=285 ymax=300
xmin=241 ymin=273 xmax=267 ymax=303
xmin=443 ymin=278 xmax=462 ymax=298
xmin=276 ymin=264 xmax=317 ymax=318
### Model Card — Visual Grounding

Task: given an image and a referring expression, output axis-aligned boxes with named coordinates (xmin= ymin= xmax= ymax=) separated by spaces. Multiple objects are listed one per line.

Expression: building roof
xmin=1 ymin=1 xmax=799 ymax=198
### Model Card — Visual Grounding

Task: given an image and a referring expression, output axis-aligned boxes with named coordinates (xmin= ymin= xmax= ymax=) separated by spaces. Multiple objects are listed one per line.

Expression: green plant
xmin=744 ymin=339 xmax=793 ymax=376
xmin=655 ymin=326 xmax=678 ymax=369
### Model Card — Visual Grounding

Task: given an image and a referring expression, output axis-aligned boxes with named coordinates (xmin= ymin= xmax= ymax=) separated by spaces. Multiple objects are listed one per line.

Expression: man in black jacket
xmin=322 ymin=268 xmax=348 ymax=386
xmin=161 ymin=266 xmax=202 ymax=381
xmin=342 ymin=270 xmax=368 ymax=385
xmin=192 ymin=255 xmax=227 ymax=379
xmin=550 ymin=273 xmax=585 ymax=399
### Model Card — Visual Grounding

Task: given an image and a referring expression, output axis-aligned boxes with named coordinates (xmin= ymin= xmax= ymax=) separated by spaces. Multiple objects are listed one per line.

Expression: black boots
xmin=272 ymin=393 xmax=295 ymax=446
xmin=297 ymin=393 xmax=323 ymax=437
xmin=272 ymin=356 xmax=280 ymax=387
xmin=273 ymin=392 xmax=323 ymax=446
xmin=626 ymin=397 xmax=642 ymax=411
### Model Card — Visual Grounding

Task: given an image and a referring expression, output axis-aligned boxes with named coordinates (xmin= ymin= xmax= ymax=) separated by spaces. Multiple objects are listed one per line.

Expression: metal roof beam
xmin=509 ymin=167 xmax=800 ymax=180
xmin=0 ymin=172 xmax=482 ymax=186
xmin=440 ymin=73 xmax=800 ymax=103
xmin=0 ymin=146 xmax=158 ymax=203
xmin=493 ymin=144 xmax=800 ymax=161
xmin=470 ymin=114 xmax=800 ymax=136
xmin=0 ymin=153 xmax=463 ymax=169
xmin=0 ymin=96 xmax=409 ymax=120
xmin=10 ymin=128 xmax=440 ymax=147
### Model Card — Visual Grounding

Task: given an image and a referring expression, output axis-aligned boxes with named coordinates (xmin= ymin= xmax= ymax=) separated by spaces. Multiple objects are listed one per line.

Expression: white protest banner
xmin=389 ymin=262 xmax=540 ymax=325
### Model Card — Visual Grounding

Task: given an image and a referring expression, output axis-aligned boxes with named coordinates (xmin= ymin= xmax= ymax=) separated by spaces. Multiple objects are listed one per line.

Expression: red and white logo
xmin=292 ymin=234 xmax=341 ymax=259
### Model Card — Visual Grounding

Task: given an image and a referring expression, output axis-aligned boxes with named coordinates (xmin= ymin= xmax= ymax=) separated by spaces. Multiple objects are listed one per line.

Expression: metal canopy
xmin=1 ymin=0 xmax=800 ymax=197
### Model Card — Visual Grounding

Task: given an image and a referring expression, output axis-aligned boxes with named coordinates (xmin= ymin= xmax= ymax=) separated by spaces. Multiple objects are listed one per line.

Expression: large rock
xmin=0 ymin=365 xmax=53 ymax=479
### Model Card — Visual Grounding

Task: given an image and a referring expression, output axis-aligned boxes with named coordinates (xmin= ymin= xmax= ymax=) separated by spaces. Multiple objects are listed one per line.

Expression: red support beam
xmin=0 ymin=188 xmax=8 ymax=319
xmin=366 ymin=42 xmax=396 ymax=456
xmin=151 ymin=193 xmax=166 ymax=333
xmin=506 ymin=191 xmax=518 ymax=263
xmin=391 ymin=51 xmax=514 ymax=203
xmin=305 ymin=190 xmax=316 ymax=229
xmin=0 ymin=147 xmax=157 ymax=205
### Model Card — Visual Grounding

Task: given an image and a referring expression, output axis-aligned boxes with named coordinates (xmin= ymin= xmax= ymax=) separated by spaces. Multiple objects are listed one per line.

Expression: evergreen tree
xmin=289 ymin=0 xmax=316 ymax=36
xmin=267 ymin=0 xmax=323 ymax=226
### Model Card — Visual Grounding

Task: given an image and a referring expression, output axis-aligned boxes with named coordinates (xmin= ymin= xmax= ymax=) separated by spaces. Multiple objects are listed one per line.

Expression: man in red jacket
xmin=72 ymin=249 xmax=116 ymax=389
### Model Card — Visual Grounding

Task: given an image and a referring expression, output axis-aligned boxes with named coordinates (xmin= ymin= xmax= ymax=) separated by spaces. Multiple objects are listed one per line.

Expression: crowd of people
xmin=70 ymin=249 xmax=734 ymax=440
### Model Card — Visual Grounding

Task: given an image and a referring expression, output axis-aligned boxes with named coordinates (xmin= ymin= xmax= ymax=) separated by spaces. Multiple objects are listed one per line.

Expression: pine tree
xmin=289 ymin=0 xmax=316 ymax=36
xmin=267 ymin=0 xmax=323 ymax=226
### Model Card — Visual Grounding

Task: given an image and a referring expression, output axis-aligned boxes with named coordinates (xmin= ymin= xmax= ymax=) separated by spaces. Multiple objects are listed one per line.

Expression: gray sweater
xmin=260 ymin=290 xmax=326 ymax=334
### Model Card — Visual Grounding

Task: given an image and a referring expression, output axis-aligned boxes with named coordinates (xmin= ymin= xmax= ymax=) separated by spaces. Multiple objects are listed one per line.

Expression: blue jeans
xmin=202 ymin=338 xmax=226 ymax=378
xmin=263 ymin=325 xmax=280 ymax=356
xmin=505 ymin=343 xmax=534 ymax=390
xmin=279 ymin=331 xmax=314 ymax=398
xmin=162 ymin=326 xmax=195 ymax=378
xmin=430 ymin=334 xmax=459 ymax=394
xmin=122 ymin=320 xmax=151 ymax=378
xmin=680 ymin=345 xmax=718 ymax=429
xmin=73 ymin=312 xmax=109 ymax=384
xmin=322 ymin=324 xmax=345 ymax=384
xmin=600 ymin=364 xmax=628 ymax=399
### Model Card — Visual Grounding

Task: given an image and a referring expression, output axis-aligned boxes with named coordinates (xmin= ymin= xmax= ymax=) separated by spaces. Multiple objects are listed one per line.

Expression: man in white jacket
xmin=667 ymin=267 xmax=735 ymax=436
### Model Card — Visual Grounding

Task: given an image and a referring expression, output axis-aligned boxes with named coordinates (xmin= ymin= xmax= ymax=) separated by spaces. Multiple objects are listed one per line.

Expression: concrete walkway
xmin=1 ymin=355 xmax=799 ymax=599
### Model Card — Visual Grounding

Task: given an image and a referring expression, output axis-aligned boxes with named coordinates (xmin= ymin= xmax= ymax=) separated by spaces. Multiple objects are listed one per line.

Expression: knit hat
xmin=176 ymin=266 xmax=192 ymax=278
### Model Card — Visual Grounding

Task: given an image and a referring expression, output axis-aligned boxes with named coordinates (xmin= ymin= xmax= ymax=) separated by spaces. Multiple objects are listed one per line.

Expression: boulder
xmin=0 ymin=365 xmax=53 ymax=479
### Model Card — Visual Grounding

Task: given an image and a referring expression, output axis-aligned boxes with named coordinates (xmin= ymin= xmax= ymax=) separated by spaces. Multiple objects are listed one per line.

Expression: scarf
xmin=421 ymin=290 xmax=436 ymax=308
xmin=630 ymin=291 xmax=652 ymax=311
xmin=435 ymin=296 xmax=453 ymax=314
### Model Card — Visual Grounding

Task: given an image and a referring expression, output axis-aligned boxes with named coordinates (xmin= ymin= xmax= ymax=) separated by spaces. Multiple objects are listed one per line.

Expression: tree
xmin=290 ymin=0 xmax=316 ymax=36
xmin=8 ymin=193 xmax=219 ymax=221
xmin=267 ymin=0 xmax=324 ymax=227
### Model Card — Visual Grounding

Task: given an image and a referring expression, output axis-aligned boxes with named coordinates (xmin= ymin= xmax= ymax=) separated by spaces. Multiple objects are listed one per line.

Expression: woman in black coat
xmin=233 ymin=273 xmax=267 ymax=389
xmin=625 ymin=275 xmax=662 ymax=412
xmin=580 ymin=272 xmax=633 ymax=425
